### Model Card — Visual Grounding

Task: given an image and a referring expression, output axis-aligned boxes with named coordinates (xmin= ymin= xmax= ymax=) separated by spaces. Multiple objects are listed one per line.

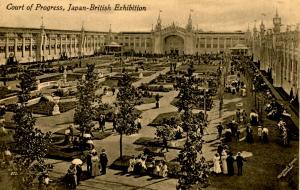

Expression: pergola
xmin=230 ymin=44 xmax=249 ymax=55
xmin=104 ymin=42 xmax=122 ymax=54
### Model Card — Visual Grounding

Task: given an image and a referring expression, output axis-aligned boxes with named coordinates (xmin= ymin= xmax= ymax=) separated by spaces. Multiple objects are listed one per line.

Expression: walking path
xmin=4 ymin=60 xmax=250 ymax=189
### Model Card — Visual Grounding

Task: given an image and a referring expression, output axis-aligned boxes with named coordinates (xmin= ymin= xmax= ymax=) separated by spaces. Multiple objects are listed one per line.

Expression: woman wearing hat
xmin=213 ymin=153 xmax=222 ymax=174
xmin=91 ymin=150 xmax=100 ymax=177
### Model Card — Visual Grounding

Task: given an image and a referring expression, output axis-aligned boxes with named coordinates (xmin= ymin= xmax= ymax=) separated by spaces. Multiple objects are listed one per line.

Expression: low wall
xmin=27 ymin=97 xmax=41 ymax=106
xmin=37 ymin=81 xmax=59 ymax=91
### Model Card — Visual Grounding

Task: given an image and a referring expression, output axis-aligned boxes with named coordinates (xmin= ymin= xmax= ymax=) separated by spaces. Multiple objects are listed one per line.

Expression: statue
xmin=82 ymin=74 xmax=86 ymax=81
xmin=52 ymin=96 xmax=61 ymax=115
xmin=139 ymin=72 xmax=143 ymax=78
xmin=63 ymin=66 xmax=67 ymax=84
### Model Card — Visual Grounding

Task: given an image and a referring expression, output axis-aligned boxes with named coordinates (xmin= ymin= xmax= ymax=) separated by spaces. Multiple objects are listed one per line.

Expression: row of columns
xmin=2 ymin=32 xmax=106 ymax=59
xmin=196 ymin=37 xmax=241 ymax=49
xmin=256 ymin=33 xmax=299 ymax=96
xmin=120 ymin=36 xmax=150 ymax=50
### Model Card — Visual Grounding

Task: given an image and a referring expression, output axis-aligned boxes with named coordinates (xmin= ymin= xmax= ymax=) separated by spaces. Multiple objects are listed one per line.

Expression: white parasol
xmin=86 ymin=140 xmax=94 ymax=144
xmin=83 ymin=133 xmax=92 ymax=138
xmin=71 ymin=158 xmax=83 ymax=165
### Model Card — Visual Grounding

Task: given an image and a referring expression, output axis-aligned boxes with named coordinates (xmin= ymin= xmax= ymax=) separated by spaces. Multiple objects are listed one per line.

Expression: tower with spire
xmin=186 ymin=10 xmax=193 ymax=32
xmin=79 ymin=21 xmax=86 ymax=57
xmin=246 ymin=23 xmax=252 ymax=47
xmin=260 ymin=20 xmax=265 ymax=36
xmin=108 ymin=24 xmax=113 ymax=44
xmin=155 ymin=11 xmax=162 ymax=31
xmin=253 ymin=20 xmax=258 ymax=38
xmin=273 ymin=8 xmax=281 ymax=33
xmin=36 ymin=16 xmax=46 ymax=62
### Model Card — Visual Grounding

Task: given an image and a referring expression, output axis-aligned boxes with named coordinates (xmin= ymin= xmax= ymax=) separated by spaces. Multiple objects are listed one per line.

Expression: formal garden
xmin=0 ymin=54 xmax=298 ymax=190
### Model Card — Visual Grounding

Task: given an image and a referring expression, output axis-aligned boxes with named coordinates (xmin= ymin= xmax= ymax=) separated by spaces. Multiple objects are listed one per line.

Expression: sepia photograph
xmin=0 ymin=0 xmax=299 ymax=189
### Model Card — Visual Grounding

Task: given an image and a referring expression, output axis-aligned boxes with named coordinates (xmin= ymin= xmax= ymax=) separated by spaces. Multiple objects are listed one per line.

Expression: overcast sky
xmin=0 ymin=0 xmax=299 ymax=32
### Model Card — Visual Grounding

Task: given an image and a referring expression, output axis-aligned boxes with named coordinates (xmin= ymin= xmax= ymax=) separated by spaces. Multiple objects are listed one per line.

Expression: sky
xmin=0 ymin=0 xmax=299 ymax=32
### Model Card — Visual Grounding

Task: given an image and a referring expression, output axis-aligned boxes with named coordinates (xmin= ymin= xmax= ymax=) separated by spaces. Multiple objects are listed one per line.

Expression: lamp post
xmin=254 ymin=88 xmax=257 ymax=107
xmin=204 ymin=88 xmax=206 ymax=119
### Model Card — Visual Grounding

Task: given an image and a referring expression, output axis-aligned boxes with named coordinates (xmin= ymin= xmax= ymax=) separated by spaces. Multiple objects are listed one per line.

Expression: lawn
xmin=139 ymin=95 xmax=162 ymax=104
xmin=149 ymin=112 xmax=180 ymax=126
xmin=100 ymin=76 xmax=139 ymax=88
xmin=28 ymin=101 xmax=77 ymax=115
xmin=201 ymin=90 xmax=299 ymax=190
xmin=0 ymin=87 xmax=18 ymax=99
xmin=130 ymin=71 xmax=156 ymax=77
xmin=39 ymin=74 xmax=82 ymax=83
xmin=100 ymin=78 xmax=119 ymax=88
xmin=204 ymin=137 xmax=299 ymax=190
xmin=133 ymin=137 xmax=184 ymax=150
xmin=170 ymin=98 xmax=214 ymax=111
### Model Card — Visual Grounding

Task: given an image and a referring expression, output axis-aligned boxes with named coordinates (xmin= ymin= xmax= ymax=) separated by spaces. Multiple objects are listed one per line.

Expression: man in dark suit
xmin=100 ymin=149 xmax=108 ymax=175
xmin=236 ymin=152 xmax=246 ymax=176
xmin=226 ymin=152 xmax=235 ymax=176
xmin=86 ymin=151 xmax=92 ymax=177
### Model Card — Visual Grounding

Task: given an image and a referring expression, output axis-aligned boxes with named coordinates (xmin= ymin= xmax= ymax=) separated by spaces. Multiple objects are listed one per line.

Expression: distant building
xmin=0 ymin=11 xmax=249 ymax=65
xmin=250 ymin=9 xmax=300 ymax=99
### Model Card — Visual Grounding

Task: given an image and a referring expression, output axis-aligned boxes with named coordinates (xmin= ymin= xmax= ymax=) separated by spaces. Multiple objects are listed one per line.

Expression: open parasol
xmin=83 ymin=133 xmax=92 ymax=138
xmin=71 ymin=158 xmax=83 ymax=165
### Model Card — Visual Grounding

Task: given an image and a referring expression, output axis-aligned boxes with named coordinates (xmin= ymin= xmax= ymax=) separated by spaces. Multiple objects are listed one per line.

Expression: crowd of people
xmin=213 ymin=144 xmax=246 ymax=176
xmin=127 ymin=153 xmax=168 ymax=178
xmin=216 ymin=103 xmax=271 ymax=145
xmin=65 ymin=148 xmax=108 ymax=189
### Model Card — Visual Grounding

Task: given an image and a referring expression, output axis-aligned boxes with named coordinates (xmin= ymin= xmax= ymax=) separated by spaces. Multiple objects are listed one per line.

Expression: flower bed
xmin=47 ymin=145 xmax=83 ymax=161
xmin=138 ymin=83 xmax=172 ymax=92
xmin=0 ymin=87 xmax=18 ymax=99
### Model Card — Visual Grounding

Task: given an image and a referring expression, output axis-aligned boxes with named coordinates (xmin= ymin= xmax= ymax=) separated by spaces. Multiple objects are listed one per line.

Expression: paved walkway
xmin=4 ymin=60 xmax=250 ymax=189
xmin=47 ymin=89 xmax=247 ymax=190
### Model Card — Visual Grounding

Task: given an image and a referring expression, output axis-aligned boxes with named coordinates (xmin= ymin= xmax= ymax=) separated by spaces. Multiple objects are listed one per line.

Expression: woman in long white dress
xmin=153 ymin=160 xmax=161 ymax=176
xmin=128 ymin=156 xmax=135 ymax=173
xmin=221 ymin=152 xmax=228 ymax=174
xmin=159 ymin=161 xmax=168 ymax=178
xmin=91 ymin=151 xmax=100 ymax=177
xmin=213 ymin=153 xmax=222 ymax=174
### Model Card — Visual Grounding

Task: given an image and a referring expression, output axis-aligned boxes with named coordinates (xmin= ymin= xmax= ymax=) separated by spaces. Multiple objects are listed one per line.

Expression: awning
xmin=230 ymin=44 xmax=248 ymax=50
xmin=105 ymin=42 xmax=122 ymax=47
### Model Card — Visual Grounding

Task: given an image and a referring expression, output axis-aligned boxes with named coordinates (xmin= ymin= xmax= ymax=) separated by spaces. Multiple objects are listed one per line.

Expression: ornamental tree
xmin=175 ymin=64 xmax=209 ymax=190
xmin=12 ymin=68 xmax=52 ymax=189
xmin=115 ymin=73 xmax=141 ymax=159
xmin=155 ymin=118 xmax=176 ymax=152
xmin=74 ymin=64 xmax=98 ymax=137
